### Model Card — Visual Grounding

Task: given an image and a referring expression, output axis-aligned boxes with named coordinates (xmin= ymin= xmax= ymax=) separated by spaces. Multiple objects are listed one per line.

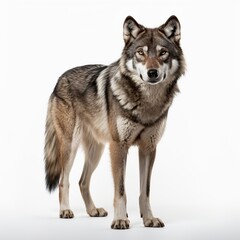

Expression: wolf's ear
xmin=123 ymin=16 xmax=145 ymax=44
xmin=159 ymin=15 xmax=181 ymax=44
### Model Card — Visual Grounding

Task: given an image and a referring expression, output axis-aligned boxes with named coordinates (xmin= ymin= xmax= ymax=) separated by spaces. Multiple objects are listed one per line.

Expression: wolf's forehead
xmin=139 ymin=45 xmax=166 ymax=53
xmin=136 ymin=34 xmax=170 ymax=50
xmin=143 ymin=46 xmax=148 ymax=51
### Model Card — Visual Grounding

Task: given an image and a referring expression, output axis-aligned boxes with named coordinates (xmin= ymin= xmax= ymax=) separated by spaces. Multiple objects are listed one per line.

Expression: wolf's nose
xmin=147 ymin=69 xmax=159 ymax=79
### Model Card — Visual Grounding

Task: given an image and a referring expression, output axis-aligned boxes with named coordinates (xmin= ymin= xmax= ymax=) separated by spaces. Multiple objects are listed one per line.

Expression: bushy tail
xmin=44 ymin=96 xmax=61 ymax=192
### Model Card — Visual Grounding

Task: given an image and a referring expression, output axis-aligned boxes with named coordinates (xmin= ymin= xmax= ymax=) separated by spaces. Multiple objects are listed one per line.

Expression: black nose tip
xmin=147 ymin=69 xmax=159 ymax=79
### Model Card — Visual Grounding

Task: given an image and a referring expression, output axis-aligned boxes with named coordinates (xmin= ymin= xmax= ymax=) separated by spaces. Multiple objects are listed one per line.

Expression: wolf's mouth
xmin=163 ymin=73 xmax=166 ymax=79
xmin=139 ymin=72 xmax=167 ymax=84
xmin=148 ymin=79 xmax=160 ymax=84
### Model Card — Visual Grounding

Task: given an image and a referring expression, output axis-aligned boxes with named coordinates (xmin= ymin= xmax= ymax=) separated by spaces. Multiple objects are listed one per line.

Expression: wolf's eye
xmin=137 ymin=50 xmax=144 ymax=55
xmin=160 ymin=50 xmax=167 ymax=56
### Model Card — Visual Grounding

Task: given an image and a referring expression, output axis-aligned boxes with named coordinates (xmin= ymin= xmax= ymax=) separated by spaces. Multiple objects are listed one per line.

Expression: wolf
xmin=44 ymin=15 xmax=185 ymax=229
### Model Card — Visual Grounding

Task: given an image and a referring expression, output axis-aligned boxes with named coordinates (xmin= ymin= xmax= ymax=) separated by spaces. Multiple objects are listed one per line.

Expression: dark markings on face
xmin=124 ymin=28 xmax=182 ymax=67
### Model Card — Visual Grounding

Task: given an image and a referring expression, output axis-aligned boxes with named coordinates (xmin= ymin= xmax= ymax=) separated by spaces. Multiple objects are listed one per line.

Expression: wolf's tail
xmin=44 ymin=96 xmax=61 ymax=192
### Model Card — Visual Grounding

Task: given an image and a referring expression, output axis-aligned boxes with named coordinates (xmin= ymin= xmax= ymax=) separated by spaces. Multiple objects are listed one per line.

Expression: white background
xmin=1 ymin=0 xmax=240 ymax=239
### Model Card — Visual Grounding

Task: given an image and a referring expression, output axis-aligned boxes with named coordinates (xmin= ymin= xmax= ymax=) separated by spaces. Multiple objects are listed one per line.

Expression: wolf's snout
xmin=147 ymin=69 xmax=159 ymax=79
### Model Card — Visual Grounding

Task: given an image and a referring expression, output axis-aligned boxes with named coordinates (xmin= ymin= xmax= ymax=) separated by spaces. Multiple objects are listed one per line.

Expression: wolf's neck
xmin=111 ymin=69 xmax=178 ymax=114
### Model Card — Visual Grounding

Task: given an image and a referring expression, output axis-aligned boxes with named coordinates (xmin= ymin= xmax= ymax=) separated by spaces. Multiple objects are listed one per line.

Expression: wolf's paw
xmin=88 ymin=208 xmax=108 ymax=217
xmin=60 ymin=209 xmax=74 ymax=219
xmin=111 ymin=219 xmax=130 ymax=229
xmin=143 ymin=217 xmax=164 ymax=228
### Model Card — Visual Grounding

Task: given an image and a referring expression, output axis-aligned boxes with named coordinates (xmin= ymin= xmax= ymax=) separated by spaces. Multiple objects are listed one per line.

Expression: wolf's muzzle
xmin=147 ymin=69 xmax=159 ymax=79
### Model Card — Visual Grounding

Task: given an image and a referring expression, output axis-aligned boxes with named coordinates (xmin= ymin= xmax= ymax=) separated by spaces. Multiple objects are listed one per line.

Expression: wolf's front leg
xmin=110 ymin=141 xmax=130 ymax=229
xmin=139 ymin=148 xmax=165 ymax=227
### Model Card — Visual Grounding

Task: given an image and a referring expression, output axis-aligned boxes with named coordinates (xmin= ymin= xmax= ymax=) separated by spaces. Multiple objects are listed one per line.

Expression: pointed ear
xmin=123 ymin=16 xmax=145 ymax=44
xmin=159 ymin=15 xmax=181 ymax=44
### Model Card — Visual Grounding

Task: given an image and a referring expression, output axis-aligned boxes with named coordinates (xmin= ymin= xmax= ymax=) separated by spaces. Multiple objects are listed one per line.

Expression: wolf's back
xmin=44 ymin=95 xmax=61 ymax=192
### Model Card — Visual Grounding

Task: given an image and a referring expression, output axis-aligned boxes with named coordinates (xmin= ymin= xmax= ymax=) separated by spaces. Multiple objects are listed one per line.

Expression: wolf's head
xmin=121 ymin=16 xmax=185 ymax=85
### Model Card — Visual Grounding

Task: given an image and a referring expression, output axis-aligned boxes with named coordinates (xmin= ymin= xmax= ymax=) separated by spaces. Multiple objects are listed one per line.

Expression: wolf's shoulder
xmin=56 ymin=64 xmax=107 ymax=94
xmin=60 ymin=64 xmax=107 ymax=81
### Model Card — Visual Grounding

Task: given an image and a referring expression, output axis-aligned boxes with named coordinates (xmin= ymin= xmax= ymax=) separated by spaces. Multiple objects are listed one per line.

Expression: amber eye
xmin=137 ymin=49 xmax=144 ymax=55
xmin=160 ymin=50 xmax=167 ymax=56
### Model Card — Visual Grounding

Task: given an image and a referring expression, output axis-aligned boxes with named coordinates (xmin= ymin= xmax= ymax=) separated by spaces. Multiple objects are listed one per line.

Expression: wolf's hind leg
xmin=51 ymin=97 xmax=79 ymax=219
xmin=59 ymin=138 xmax=79 ymax=218
xmin=79 ymin=133 xmax=107 ymax=217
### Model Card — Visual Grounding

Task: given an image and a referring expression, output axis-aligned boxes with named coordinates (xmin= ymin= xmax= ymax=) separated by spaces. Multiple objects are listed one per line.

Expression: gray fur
xmin=44 ymin=15 xmax=185 ymax=228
